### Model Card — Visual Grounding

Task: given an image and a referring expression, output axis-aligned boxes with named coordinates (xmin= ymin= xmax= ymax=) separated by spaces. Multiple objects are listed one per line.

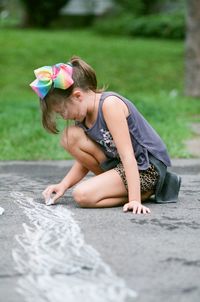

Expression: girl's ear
xmin=72 ymin=89 xmax=82 ymax=101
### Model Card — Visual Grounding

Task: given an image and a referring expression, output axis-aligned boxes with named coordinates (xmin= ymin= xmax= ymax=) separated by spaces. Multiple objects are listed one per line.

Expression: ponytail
xmin=70 ymin=56 xmax=98 ymax=92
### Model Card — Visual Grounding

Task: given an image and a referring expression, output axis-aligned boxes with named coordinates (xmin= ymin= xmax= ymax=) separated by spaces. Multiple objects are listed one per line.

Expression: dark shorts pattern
xmin=114 ymin=162 xmax=159 ymax=193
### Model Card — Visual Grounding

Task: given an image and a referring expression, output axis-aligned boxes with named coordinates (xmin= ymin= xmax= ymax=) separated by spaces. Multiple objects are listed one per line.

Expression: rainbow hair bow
xmin=30 ymin=63 xmax=74 ymax=99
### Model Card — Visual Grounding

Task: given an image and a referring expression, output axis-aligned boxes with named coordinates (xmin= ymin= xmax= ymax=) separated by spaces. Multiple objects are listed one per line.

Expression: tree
xmin=185 ymin=0 xmax=200 ymax=97
xmin=20 ymin=0 xmax=70 ymax=28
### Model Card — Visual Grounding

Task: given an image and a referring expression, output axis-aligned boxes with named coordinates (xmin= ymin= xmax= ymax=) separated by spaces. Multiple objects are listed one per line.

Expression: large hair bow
xmin=30 ymin=63 xmax=74 ymax=99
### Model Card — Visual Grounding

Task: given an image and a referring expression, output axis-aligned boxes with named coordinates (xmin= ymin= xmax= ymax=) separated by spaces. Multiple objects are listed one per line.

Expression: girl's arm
xmin=60 ymin=161 xmax=89 ymax=189
xmin=42 ymin=161 xmax=89 ymax=203
xmin=102 ymin=96 xmax=150 ymax=214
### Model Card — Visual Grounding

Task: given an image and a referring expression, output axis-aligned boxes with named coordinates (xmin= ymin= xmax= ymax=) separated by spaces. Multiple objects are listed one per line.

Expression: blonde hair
xmin=40 ymin=56 xmax=103 ymax=134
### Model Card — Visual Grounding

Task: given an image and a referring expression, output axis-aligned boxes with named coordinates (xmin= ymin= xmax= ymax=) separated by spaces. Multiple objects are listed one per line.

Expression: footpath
xmin=0 ymin=158 xmax=200 ymax=302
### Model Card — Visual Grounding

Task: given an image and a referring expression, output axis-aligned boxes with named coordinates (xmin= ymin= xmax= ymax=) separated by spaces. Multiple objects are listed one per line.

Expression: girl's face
xmin=53 ymin=93 xmax=87 ymax=122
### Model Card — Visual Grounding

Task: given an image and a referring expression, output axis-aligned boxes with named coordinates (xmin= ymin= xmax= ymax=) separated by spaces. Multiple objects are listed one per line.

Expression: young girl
xmin=30 ymin=56 xmax=180 ymax=215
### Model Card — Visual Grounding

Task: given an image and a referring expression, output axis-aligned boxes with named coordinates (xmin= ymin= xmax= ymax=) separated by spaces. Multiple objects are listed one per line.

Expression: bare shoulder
xmin=102 ymin=95 xmax=129 ymax=117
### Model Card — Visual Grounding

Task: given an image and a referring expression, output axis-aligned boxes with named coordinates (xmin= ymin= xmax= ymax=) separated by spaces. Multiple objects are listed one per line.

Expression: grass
xmin=0 ymin=28 xmax=199 ymax=160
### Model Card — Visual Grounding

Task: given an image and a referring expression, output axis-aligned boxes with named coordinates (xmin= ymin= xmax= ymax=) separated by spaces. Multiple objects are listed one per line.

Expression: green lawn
xmin=0 ymin=28 xmax=199 ymax=160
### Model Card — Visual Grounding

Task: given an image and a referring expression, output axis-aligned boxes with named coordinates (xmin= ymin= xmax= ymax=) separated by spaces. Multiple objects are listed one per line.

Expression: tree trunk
xmin=20 ymin=0 xmax=69 ymax=28
xmin=185 ymin=0 xmax=200 ymax=97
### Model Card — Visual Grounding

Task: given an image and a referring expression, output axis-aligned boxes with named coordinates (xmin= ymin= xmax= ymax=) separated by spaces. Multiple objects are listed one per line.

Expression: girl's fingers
xmin=42 ymin=186 xmax=55 ymax=201
xmin=42 ymin=190 xmax=48 ymax=199
xmin=132 ymin=206 xmax=137 ymax=214
xmin=141 ymin=206 xmax=150 ymax=214
xmin=123 ymin=202 xmax=151 ymax=215
xmin=123 ymin=207 xmax=127 ymax=212
xmin=42 ymin=188 xmax=48 ymax=196
xmin=52 ymin=192 xmax=61 ymax=203
xmin=145 ymin=207 xmax=150 ymax=214
xmin=42 ymin=186 xmax=51 ymax=196
xmin=123 ymin=203 xmax=129 ymax=212
xmin=42 ymin=184 xmax=65 ymax=206
xmin=123 ymin=206 xmax=127 ymax=212
xmin=137 ymin=206 xmax=142 ymax=214
xmin=42 ymin=189 xmax=50 ymax=199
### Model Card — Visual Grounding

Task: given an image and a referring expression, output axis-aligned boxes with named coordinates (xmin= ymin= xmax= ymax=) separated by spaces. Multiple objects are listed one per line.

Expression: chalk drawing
xmin=11 ymin=191 xmax=137 ymax=302
xmin=0 ymin=206 xmax=4 ymax=215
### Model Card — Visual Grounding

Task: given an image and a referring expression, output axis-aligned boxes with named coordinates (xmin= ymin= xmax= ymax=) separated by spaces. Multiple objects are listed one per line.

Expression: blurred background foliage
xmin=94 ymin=0 xmax=185 ymax=39
xmin=0 ymin=0 xmax=199 ymax=160
xmin=0 ymin=0 xmax=185 ymax=39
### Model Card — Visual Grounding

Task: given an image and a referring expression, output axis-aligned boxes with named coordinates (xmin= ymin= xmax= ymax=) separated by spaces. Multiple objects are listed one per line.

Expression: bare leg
xmin=72 ymin=169 xmax=128 ymax=208
xmin=61 ymin=126 xmax=106 ymax=175
xmin=61 ymin=126 xmax=154 ymax=208
xmin=73 ymin=171 xmax=153 ymax=208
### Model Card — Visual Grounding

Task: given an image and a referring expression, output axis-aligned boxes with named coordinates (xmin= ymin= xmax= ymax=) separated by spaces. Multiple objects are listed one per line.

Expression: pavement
xmin=0 ymin=159 xmax=200 ymax=302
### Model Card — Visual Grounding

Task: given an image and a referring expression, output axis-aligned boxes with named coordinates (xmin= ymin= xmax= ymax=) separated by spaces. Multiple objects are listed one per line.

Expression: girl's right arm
xmin=42 ymin=161 xmax=89 ymax=203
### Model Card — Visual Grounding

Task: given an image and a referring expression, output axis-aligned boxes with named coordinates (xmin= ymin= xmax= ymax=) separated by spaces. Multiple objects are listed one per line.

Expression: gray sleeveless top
xmin=77 ymin=91 xmax=171 ymax=170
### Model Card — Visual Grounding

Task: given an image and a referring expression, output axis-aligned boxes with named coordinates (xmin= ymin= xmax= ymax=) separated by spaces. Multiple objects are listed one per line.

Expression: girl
xmin=30 ymin=56 xmax=180 ymax=214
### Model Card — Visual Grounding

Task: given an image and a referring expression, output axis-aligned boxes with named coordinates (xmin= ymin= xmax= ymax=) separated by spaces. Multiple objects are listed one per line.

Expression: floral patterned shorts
xmin=114 ymin=162 xmax=159 ymax=193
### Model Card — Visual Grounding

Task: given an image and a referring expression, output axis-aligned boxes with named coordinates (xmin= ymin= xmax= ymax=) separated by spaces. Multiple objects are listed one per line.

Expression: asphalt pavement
xmin=0 ymin=159 xmax=200 ymax=302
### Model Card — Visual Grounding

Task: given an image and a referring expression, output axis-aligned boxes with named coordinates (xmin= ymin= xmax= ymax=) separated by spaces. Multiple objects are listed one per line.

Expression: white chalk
xmin=45 ymin=197 xmax=54 ymax=206
xmin=11 ymin=191 xmax=137 ymax=301
xmin=0 ymin=207 xmax=5 ymax=215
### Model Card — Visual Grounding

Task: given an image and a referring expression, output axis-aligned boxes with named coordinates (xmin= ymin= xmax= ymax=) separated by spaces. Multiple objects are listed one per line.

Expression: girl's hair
xmin=40 ymin=56 xmax=103 ymax=134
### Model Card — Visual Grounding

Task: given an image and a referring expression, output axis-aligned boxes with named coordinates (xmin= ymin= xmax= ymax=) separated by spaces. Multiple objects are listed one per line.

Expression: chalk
xmin=0 ymin=207 xmax=5 ymax=215
xmin=11 ymin=191 xmax=137 ymax=301
xmin=45 ymin=197 xmax=54 ymax=206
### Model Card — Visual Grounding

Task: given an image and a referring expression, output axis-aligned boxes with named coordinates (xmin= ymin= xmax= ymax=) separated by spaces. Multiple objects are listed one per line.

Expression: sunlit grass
xmin=0 ymin=28 xmax=199 ymax=159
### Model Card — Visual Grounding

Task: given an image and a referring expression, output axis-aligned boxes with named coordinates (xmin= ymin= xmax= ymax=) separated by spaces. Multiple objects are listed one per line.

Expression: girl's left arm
xmin=102 ymin=96 xmax=150 ymax=214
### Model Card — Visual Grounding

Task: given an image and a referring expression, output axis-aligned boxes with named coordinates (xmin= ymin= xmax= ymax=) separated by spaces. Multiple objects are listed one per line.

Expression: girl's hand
xmin=123 ymin=201 xmax=151 ymax=214
xmin=42 ymin=183 xmax=66 ymax=205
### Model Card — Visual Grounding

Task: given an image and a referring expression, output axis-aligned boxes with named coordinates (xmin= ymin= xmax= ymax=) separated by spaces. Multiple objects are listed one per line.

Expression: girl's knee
xmin=72 ymin=185 xmax=94 ymax=208
xmin=60 ymin=126 xmax=84 ymax=151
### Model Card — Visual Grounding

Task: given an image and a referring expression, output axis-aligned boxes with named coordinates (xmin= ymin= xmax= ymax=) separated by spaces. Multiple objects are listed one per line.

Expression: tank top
xmin=77 ymin=91 xmax=171 ymax=170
